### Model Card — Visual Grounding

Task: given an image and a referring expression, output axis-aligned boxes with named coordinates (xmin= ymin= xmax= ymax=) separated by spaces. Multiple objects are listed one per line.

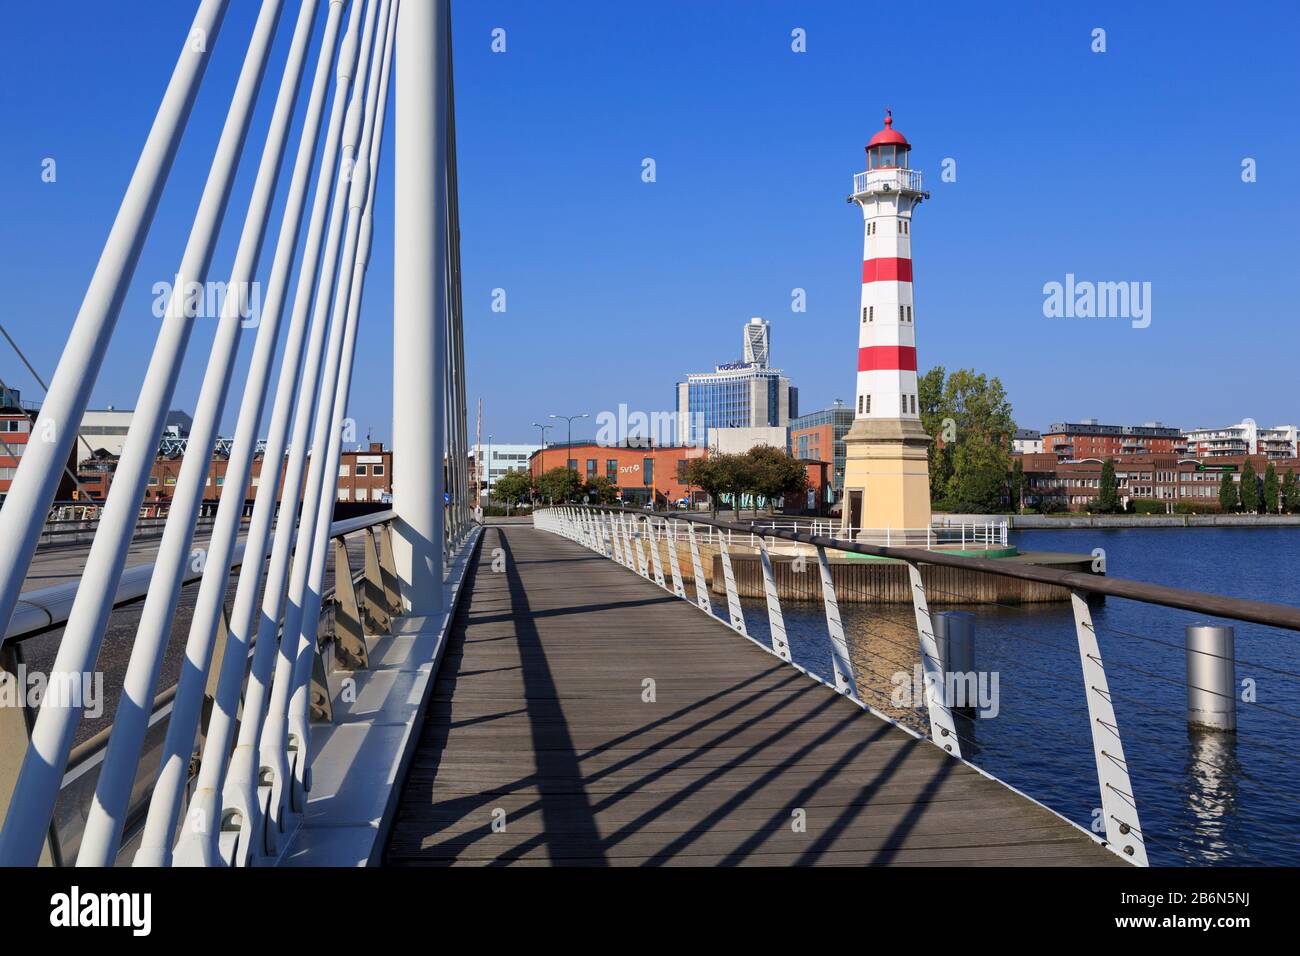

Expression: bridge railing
xmin=0 ymin=0 xmax=471 ymax=868
xmin=1 ymin=510 xmax=403 ymax=866
xmin=535 ymin=505 xmax=1300 ymax=867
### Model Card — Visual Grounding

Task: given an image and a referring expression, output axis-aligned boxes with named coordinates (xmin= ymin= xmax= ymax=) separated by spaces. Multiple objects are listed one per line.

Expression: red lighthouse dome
xmin=866 ymin=110 xmax=910 ymax=169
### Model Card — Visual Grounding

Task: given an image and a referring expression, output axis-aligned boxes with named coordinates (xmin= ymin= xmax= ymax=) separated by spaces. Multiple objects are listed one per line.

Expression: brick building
xmin=1016 ymin=452 xmax=1300 ymax=512
xmin=530 ymin=442 xmax=707 ymax=507
xmin=1041 ymin=421 xmax=1186 ymax=461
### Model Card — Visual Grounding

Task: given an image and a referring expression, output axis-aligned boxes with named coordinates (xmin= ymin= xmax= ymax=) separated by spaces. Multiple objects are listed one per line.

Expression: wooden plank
xmin=384 ymin=525 xmax=1121 ymax=867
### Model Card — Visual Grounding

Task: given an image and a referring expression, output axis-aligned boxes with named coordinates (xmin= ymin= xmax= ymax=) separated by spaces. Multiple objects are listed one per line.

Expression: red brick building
xmin=1041 ymin=421 xmax=1186 ymax=461
xmin=530 ymin=442 xmax=707 ymax=507
xmin=1016 ymin=452 xmax=1300 ymax=512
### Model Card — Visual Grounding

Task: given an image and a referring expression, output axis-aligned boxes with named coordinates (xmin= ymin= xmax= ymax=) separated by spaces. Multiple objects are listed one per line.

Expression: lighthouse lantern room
xmin=840 ymin=111 xmax=934 ymax=542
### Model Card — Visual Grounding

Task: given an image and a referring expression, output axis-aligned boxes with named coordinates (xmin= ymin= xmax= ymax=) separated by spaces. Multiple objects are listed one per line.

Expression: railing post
xmin=905 ymin=561 xmax=961 ymax=757
xmin=757 ymin=538 xmax=792 ymax=662
xmin=645 ymin=519 xmax=667 ymax=589
xmin=816 ymin=545 xmax=858 ymax=699
xmin=333 ymin=538 xmax=370 ymax=669
xmin=717 ymin=536 xmax=746 ymax=635
xmin=686 ymin=522 xmax=713 ymax=614
xmin=608 ymin=513 xmax=626 ymax=566
xmin=665 ymin=519 xmax=687 ymax=598
xmin=362 ymin=526 xmax=392 ymax=633
xmin=377 ymin=523 xmax=402 ymax=615
xmin=631 ymin=524 xmax=651 ymax=580
xmin=1069 ymin=590 xmax=1148 ymax=865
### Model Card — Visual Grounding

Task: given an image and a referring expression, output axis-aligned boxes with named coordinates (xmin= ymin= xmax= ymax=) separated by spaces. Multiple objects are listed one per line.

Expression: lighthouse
xmin=840 ymin=111 xmax=933 ymax=542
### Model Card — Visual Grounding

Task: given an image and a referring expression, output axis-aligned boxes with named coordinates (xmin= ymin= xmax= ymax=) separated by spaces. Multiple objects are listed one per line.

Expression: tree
xmin=1283 ymin=470 xmax=1300 ymax=514
xmin=1240 ymin=459 xmax=1259 ymax=513
xmin=919 ymin=366 xmax=1016 ymax=509
xmin=1009 ymin=458 xmax=1026 ymax=512
xmin=684 ymin=457 xmax=726 ymax=517
xmin=1095 ymin=458 xmax=1120 ymax=513
xmin=536 ymin=466 xmax=582 ymax=504
xmin=1218 ymin=472 xmax=1239 ymax=513
xmin=1262 ymin=462 xmax=1280 ymax=514
xmin=493 ymin=469 xmax=532 ymax=512
xmin=583 ymin=474 xmax=619 ymax=505
xmin=746 ymin=445 xmax=808 ymax=513
xmin=947 ymin=439 xmax=1008 ymax=513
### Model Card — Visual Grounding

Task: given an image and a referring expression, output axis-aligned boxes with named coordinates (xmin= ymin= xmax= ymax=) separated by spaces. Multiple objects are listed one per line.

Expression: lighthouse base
xmin=839 ymin=417 xmax=933 ymax=544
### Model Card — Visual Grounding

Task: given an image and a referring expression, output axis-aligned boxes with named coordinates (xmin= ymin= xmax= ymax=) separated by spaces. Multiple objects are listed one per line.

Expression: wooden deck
xmin=385 ymin=524 xmax=1124 ymax=866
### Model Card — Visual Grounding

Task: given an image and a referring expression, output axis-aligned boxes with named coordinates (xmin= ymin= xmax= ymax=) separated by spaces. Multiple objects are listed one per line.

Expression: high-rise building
xmin=840 ymin=111 xmax=932 ymax=540
xmin=742 ymin=317 xmax=770 ymax=366
xmin=675 ymin=317 xmax=797 ymax=447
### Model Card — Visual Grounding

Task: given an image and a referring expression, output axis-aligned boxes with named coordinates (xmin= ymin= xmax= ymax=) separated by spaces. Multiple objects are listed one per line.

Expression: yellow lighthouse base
xmin=839 ymin=418 xmax=932 ymax=544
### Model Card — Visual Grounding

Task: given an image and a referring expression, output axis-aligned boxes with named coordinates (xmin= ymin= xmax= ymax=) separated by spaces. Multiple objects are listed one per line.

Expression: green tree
xmin=1240 ymin=459 xmax=1259 ymax=513
xmin=1262 ymin=462 xmax=1280 ymax=514
xmin=684 ymin=457 xmax=726 ymax=517
xmin=1096 ymin=458 xmax=1120 ymax=513
xmin=919 ymin=366 xmax=1016 ymax=509
xmin=583 ymin=474 xmax=619 ymax=505
xmin=493 ymin=469 xmax=532 ymax=512
xmin=1218 ymin=472 xmax=1239 ymax=512
xmin=947 ymin=440 xmax=1009 ymax=512
xmin=1282 ymin=470 xmax=1300 ymax=514
xmin=746 ymin=445 xmax=808 ymax=513
xmin=1009 ymin=458 xmax=1026 ymax=512
xmin=536 ymin=466 xmax=582 ymax=504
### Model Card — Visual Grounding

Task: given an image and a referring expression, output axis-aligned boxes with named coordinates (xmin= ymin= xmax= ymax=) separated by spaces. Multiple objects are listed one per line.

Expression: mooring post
xmin=933 ymin=610 xmax=976 ymax=712
xmin=1185 ymin=624 xmax=1236 ymax=732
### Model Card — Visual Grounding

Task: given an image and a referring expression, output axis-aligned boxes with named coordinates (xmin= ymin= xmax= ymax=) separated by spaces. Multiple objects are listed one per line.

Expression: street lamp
xmin=549 ymin=412 xmax=588 ymax=471
xmin=485 ymin=434 xmax=492 ymax=506
xmin=530 ymin=422 xmax=552 ymax=507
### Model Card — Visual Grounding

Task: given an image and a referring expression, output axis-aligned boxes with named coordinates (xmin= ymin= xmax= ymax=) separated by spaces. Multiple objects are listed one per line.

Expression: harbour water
xmin=703 ymin=527 xmax=1300 ymax=865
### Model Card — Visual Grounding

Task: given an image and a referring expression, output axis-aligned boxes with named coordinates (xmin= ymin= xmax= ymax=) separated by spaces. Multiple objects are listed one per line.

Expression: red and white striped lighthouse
xmin=840 ymin=111 xmax=934 ymax=539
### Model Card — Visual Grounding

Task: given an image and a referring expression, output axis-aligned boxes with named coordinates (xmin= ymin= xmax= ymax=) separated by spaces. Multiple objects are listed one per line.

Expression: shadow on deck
xmin=384 ymin=525 xmax=1122 ymax=866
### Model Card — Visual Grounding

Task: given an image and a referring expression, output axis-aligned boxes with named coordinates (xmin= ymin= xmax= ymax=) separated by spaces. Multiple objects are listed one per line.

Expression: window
xmin=868 ymin=306 xmax=874 ymax=322
xmin=567 ymin=458 xmax=578 ymax=471
xmin=907 ymin=305 xmax=913 ymax=322
xmin=910 ymin=394 xmax=917 ymax=414
xmin=339 ymin=465 xmax=349 ymax=476
xmin=356 ymin=464 xmax=367 ymax=476
xmin=586 ymin=458 xmax=597 ymax=479
xmin=356 ymin=488 xmax=368 ymax=501
xmin=606 ymin=459 xmax=618 ymax=482
xmin=643 ymin=457 xmax=653 ymax=486
xmin=858 ymin=396 xmax=863 ymax=413
xmin=899 ymin=305 xmax=904 ymax=322
xmin=338 ymin=488 xmax=350 ymax=500
xmin=865 ymin=395 xmax=872 ymax=414
xmin=372 ymin=464 xmax=384 ymax=476
xmin=898 ymin=220 xmax=903 ymax=234
xmin=862 ymin=307 xmax=868 ymax=324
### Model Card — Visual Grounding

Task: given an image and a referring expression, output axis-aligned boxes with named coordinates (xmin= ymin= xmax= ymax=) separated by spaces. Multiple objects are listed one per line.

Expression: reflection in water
xmin=1180 ymin=729 xmax=1242 ymax=863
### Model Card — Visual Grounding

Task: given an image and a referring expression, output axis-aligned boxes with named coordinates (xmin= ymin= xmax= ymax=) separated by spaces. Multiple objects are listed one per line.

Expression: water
xmin=702 ymin=528 xmax=1300 ymax=865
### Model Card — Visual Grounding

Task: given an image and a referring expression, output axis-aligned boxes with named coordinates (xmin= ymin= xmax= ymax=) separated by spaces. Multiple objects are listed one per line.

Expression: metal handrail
xmin=535 ymin=504 xmax=1300 ymax=866
xmin=4 ymin=509 xmax=395 ymax=647
xmin=599 ymin=506 xmax=1300 ymax=632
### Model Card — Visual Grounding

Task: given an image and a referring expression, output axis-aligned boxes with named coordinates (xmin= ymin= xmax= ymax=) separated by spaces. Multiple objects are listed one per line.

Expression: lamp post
xmin=549 ymin=412 xmax=588 ymax=473
xmin=485 ymin=433 xmax=492 ymax=506
xmin=531 ymin=421 xmax=552 ymax=506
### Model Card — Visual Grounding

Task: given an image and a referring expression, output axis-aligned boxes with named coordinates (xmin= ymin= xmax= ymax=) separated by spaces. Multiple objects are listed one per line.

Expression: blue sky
xmin=1 ymin=1 xmax=1297 ymax=449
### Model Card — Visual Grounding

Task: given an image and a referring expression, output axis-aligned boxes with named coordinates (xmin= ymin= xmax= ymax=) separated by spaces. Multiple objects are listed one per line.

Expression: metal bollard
xmin=1185 ymin=624 xmax=1236 ymax=732
xmin=933 ymin=611 xmax=975 ymax=711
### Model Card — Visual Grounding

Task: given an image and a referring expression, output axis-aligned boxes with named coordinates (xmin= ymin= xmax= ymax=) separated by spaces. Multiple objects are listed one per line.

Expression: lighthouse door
xmin=846 ymin=490 xmax=863 ymax=536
